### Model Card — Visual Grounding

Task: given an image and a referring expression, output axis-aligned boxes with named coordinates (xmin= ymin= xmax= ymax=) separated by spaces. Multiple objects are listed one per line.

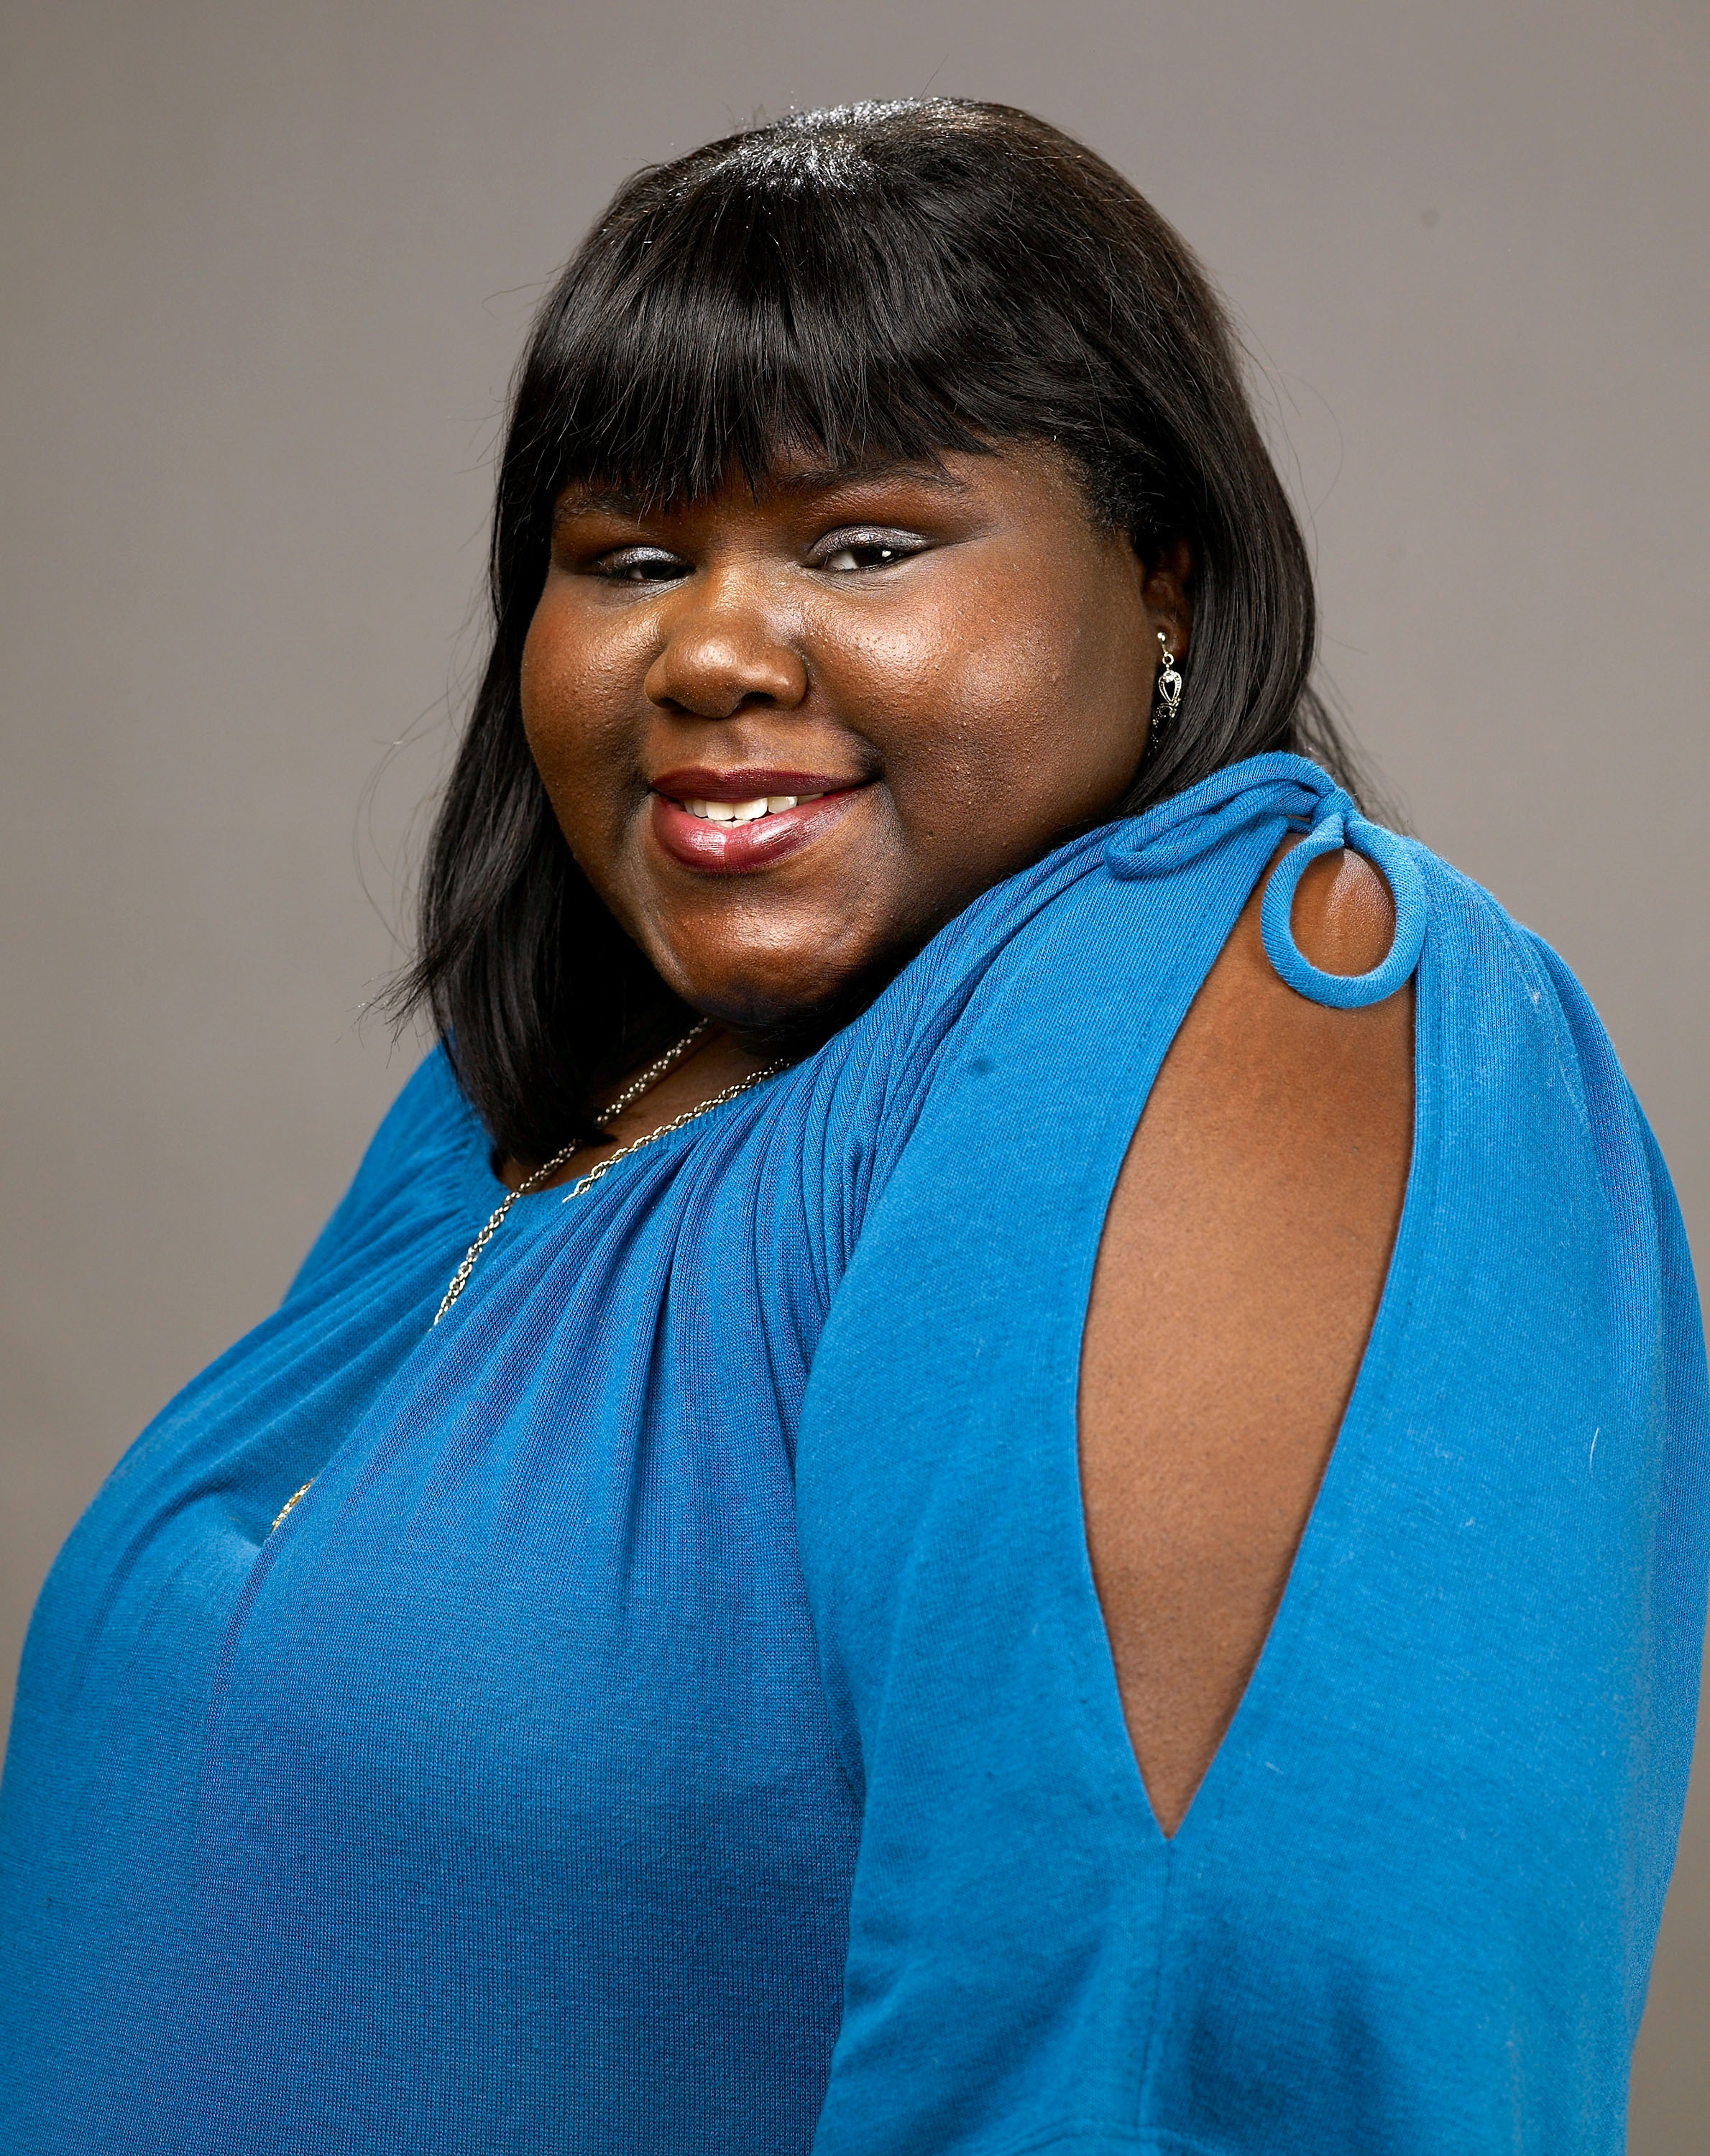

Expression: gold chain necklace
xmin=267 ymin=1025 xmax=788 ymax=1534
xmin=431 ymin=1022 xmax=788 ymax=1326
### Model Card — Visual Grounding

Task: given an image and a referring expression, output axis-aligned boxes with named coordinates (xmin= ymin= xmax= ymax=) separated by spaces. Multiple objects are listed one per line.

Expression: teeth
xmin=678 ymin=792 xmax=824 ymax=824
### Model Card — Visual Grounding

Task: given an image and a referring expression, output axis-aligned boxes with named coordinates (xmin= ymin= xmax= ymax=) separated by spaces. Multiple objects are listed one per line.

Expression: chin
xmin=671 ymin=938 xmax=907 ymax=1046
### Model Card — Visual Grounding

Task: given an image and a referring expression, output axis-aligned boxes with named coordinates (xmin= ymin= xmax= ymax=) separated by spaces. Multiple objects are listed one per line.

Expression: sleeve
xmin=282 ymin=1048 xmax=477 ymax=1306
xmin=792 ymin=845 xmax=1710 ymax=2155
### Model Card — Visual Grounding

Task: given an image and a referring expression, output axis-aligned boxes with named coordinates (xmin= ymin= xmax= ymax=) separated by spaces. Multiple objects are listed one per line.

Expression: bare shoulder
xmin=1077 ymin=843 xmax=1413 ymax=1833
xmin=1287 ymin=842 xmax=1399 ymax=980
xmin=1108 ymin=838 xmax=1414 ymax=1231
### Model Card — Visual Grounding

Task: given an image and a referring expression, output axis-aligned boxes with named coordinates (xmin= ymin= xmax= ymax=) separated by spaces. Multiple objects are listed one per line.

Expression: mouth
xmin=674 ymin=788 xmax=827 ymax=824
xmin=648 ymin=767 xmax=868 ymax=875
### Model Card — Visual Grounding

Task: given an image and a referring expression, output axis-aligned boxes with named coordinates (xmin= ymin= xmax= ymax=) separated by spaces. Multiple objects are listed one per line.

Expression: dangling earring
xmin=1152 ymin=629 xmax=1183 ymax=737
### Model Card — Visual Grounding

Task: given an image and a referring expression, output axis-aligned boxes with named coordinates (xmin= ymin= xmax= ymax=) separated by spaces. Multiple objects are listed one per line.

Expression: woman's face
xmin=520 ymin=444 xmax=1190 ymax=1032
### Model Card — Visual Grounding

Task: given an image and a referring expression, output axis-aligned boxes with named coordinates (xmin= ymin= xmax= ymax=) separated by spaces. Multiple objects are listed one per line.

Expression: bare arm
xmin=1078 ymin=846 xmax=1413 ymax=1834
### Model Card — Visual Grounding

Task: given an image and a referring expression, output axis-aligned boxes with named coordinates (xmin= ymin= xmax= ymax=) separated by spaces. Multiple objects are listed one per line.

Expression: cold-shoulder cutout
xmin=1079 ymin=842 xmax=1415 ymax=1835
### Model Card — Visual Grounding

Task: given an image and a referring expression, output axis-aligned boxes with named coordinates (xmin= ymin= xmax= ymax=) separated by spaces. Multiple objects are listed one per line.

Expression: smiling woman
xmin=1 ymin=99 xmax=1705 ymax=2156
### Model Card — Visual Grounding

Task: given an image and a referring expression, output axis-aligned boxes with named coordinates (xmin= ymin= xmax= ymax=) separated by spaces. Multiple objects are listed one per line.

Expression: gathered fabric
xmin=1 ymin=755 xmax=1704 ymax=2155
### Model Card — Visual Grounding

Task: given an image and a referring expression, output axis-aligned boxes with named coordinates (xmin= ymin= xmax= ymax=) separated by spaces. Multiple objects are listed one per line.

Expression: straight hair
xmin=396 ymin=98 xmax=1369 ymax=1164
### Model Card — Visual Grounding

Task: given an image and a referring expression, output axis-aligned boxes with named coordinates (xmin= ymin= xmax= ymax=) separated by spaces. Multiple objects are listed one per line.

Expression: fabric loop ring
xmin=1259 ymin=803 xmax=1427 ymax=1008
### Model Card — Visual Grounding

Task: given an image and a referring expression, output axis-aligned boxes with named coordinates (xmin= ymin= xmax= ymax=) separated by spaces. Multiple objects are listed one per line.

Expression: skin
xmin=518 ymin=443 xmax=1412 ymax=1835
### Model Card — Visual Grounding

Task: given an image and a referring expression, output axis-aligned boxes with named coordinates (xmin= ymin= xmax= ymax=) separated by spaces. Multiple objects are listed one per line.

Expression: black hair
xmin=396 ymin=97 xmax=1369 ymax=1165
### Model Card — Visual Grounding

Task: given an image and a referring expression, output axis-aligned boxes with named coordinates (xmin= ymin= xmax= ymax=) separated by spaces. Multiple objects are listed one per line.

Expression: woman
xmin=1 ymin=98 xmax=1704 ymax=2156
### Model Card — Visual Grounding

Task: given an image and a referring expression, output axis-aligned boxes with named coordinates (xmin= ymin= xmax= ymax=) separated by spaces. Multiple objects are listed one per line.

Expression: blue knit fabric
xmin=1 ymin=755 xmax=1704 ymax=2155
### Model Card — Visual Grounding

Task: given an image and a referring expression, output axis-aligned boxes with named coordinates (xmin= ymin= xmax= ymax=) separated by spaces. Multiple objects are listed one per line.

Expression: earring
xmin=1152 ymin=630 xmax=1183 ymax=734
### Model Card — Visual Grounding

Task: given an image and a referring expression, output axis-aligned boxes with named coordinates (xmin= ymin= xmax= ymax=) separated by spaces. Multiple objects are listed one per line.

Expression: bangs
xmin=515 ymin=107 xmax=1080 ymax=514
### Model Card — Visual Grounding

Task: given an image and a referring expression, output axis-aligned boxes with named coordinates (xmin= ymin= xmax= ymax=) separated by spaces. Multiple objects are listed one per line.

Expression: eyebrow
xmin=551 ymin=458 xmax=970 ymax=529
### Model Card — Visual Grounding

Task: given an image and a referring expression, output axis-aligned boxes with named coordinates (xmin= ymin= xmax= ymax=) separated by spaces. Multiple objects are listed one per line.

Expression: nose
xmin=643 ymin=568 xmax=809 ymax=719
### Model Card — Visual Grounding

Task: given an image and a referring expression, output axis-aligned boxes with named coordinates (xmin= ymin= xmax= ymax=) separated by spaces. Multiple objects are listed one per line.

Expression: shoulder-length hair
xmin=397 ymin=97 xmax=1366 ymax=1166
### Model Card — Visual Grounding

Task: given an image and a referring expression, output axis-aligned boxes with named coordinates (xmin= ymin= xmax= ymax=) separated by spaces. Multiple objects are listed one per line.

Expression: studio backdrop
xmin=2 ymin=3 xmax=1705 ymax=2147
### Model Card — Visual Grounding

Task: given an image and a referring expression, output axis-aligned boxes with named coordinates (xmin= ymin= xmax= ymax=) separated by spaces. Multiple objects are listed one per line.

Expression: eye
xmin=811 ymin=530 xmax=927 ymax=574
xmin=593 ymin=546 xmax=689 ymax=584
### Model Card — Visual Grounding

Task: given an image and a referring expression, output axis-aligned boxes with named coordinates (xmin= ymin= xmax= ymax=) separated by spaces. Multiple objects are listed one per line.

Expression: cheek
xmin=518 ymin=601 xmax=578 ymax=774
xmin=852 ymin=568 xmax=1145 ymax=844
xmin=985 ymin=569 xmax=1152 ymax=808
xmin=519 ymin=599 xmax=645 ymax=838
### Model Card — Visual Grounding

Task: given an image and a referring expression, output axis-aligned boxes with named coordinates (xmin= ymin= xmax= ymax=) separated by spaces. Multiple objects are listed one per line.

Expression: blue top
xmin=1 ymin=755 xmax=1705 ymax=2155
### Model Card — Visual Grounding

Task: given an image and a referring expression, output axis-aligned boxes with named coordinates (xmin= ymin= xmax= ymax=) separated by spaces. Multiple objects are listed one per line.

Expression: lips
xmin=648 ymin=767 xmax=866 ymax=875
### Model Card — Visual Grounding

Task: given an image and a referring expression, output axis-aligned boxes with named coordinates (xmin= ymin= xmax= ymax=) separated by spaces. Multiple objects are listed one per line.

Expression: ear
xmin=1139 ymin=537 xmax=1193 ymax=660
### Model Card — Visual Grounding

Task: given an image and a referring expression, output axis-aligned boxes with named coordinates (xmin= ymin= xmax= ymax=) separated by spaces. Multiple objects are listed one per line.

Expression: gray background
xmin=2 ymin=0 xmax=1705 ymax=2141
